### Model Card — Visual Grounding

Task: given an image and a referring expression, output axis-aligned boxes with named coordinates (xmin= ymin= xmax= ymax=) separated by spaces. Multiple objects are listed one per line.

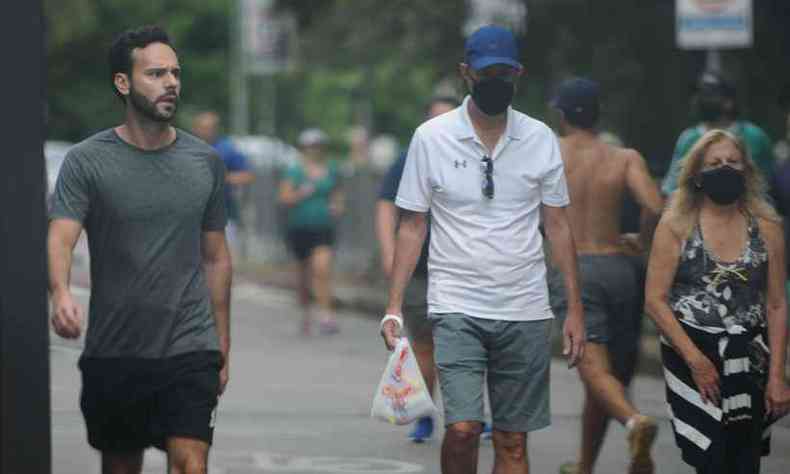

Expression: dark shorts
xmin=286 ymin=227 xmax=335 ymax=260
xmin=79 ymin=350 xmax=222 ymax=452
xmin=430 ymin=313 xmax=553 ymax=433
xmin=404 ymin=276 xmax=431 ymax=344
xmin=548 ymin=254 xmax=646 ymax=383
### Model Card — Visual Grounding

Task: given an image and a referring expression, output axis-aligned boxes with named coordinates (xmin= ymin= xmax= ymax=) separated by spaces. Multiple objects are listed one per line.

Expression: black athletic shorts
xmin=79 ymin=350 xmax=222 ymax=452
xmin=286 ymin=227 xmax=335 ymax=260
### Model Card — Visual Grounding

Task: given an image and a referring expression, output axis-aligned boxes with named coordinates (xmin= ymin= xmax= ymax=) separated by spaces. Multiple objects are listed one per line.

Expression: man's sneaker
xmin=559 ymin=461 xmax=580 ymax=474
xmin=627 ymin=415 xmax=658 ymax=474
xmin=408 ymin=417 xmax=433 ymax=443
xmin=480 ymin=422 xmax=493 ymax=440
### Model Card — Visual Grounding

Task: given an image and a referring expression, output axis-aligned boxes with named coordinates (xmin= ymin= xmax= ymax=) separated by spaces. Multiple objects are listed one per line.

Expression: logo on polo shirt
xmin=454 ymin=160 xmax=467 ymax=168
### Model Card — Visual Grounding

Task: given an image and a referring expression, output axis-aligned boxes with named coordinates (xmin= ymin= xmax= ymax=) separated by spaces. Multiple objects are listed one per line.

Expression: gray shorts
xmin=403 ymin=276 xmax=431 ymax=344
xmin=429 ymin=313 xmax=553 ymax=433
xmin=548 ymin=254 xmax=645 ymax=383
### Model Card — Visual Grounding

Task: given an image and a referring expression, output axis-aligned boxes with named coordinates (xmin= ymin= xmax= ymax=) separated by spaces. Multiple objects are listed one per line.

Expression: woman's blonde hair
xmin=666 ymin=129 xmax=780 ymax=238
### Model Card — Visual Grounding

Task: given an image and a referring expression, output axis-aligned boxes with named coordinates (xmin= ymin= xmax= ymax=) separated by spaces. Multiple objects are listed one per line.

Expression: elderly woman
xmin=645 ymin=129 xmax=790 ymax=474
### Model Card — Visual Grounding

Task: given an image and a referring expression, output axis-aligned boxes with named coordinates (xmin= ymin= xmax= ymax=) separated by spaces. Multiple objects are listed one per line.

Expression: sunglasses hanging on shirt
xmin=481 ymin=156 xmax=494 ymax=199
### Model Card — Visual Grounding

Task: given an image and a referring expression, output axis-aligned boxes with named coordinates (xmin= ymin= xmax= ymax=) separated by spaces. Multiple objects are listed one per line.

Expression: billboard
xmin=676 ymin=0 xmax=753 ymax=49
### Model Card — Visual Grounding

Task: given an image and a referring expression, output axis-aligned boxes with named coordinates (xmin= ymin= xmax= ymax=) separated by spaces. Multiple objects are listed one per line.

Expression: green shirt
xmin=283 ymin=159 xmax=340 ymax=230
xmin=661 ymin=121 xmax=774 ymax=195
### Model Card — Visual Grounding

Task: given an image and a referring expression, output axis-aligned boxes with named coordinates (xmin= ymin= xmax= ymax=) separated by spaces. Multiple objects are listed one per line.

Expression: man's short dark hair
xmin=108 ymin=25 xmax=174 ymax=102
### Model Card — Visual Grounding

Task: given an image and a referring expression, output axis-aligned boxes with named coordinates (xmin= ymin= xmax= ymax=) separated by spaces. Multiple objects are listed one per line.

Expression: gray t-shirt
xmin=50 ymin=128 xmax=227 ymax=359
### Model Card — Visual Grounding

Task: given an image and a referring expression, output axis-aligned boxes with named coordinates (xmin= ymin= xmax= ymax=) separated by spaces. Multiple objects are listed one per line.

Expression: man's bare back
xmin=549 ymin=77 xmax=665 ymax=474
xmin=559 ymin=132 xmax=663 ymax=255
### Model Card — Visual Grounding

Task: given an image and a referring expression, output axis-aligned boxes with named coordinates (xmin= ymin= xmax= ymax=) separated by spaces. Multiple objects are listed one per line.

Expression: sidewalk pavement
xmin=56 ymin=255 xmax=790 ymax=473
xmin=236 ymin=260 xmax=790 ymax=431
xmin=54 ymin=274 xmax=790 ymax=473
xmin=237 ymin=261 xmax=667 ymax=374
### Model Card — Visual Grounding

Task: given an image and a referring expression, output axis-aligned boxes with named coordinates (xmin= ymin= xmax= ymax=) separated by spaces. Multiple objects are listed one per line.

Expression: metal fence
xmin=44 ymin=136 xmax=389 ymax=276
xmin=232 ymin=136 xmax=387 ymax=276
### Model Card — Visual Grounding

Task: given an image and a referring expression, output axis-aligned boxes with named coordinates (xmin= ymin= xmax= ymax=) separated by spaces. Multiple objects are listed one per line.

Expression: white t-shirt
xmin=396 ymin=97 xmax=569 ymax=321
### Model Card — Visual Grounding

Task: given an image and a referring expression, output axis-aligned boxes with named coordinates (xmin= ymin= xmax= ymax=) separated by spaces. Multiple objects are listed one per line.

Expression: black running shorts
xmin=286 ymin=227 xmax=335 ymax=260
xmin=78 ymin=350 xmax=222 ymax=452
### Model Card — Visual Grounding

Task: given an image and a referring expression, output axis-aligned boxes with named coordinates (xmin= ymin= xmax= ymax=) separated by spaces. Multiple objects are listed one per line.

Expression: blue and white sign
xmin=241 ymin=0 xmax=297 ymax=74
xmin=676 ymin=0 xmax=753 ymax=49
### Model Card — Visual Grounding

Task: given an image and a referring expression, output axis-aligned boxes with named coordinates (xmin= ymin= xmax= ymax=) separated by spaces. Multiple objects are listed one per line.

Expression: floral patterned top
xmin=664 ymin=213 xmax=780 ymax=455
xmin=669 ymin=214 xmax=768 ymax=333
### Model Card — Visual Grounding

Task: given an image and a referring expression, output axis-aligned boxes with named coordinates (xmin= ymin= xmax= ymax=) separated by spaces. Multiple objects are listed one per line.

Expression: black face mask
xmin=471 ymin=77 xmax=514 ymax=116
xmin=699 ymin=165 xmax=745 ymax=205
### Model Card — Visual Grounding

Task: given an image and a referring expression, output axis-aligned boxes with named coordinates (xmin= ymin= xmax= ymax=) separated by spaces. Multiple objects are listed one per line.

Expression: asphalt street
xmin=49 ymin=274 xmax=790 ymax=474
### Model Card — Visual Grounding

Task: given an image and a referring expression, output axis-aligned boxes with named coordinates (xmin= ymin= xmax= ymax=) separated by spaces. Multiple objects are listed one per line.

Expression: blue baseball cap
xmin=551 ymin=77 xmax=601 ymax=128
xmin=696 ymin=70 xmax=735 ymax=99
xmin=465 ymin=25 xmax=522 ymax=71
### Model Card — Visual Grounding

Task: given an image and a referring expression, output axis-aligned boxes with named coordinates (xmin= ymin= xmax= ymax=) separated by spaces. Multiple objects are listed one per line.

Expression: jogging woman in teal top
xmin=279 ymin=128 xmax=345 ymax=335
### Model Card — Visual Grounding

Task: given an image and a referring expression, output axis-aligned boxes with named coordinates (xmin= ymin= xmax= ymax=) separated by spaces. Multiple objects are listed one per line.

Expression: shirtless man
xmin=547 ymin=78 xmax=664 ymax=474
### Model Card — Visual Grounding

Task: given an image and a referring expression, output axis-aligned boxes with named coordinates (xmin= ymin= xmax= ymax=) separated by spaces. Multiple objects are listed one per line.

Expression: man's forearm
xmin=375 ymin=201 xmax=398 ymax=272
xmin=639 ymin=209 xmax=660 ymax=251
xmin=554 ymin=240 xmax=582 ymax=313
xmin=205 ymin=257 xmax=232 ymax=354
xmin=48 ymin=236 xmax=73 ymax=295
xmin=546 ymin=215 xmax=582 ymax=313
xmin=386 ymin=214 xmax=426 ymax=314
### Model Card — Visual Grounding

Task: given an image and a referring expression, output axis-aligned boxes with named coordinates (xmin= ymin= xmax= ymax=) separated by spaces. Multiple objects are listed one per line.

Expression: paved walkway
xmin=50 ymin=264 xmax=790 ymax=473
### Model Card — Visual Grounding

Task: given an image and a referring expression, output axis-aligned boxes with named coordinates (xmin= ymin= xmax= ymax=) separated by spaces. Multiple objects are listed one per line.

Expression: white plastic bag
xmin=371 ymin=337 xmax=437 ymax=425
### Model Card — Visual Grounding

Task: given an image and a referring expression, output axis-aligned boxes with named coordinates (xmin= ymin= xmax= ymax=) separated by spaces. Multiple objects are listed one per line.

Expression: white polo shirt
xmin=396 ymin=96 xmax=569 ymax=321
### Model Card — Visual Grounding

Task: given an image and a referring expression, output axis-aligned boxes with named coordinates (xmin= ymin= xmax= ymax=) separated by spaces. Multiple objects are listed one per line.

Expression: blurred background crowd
xmin=43 ymin=0 xmax=790 ymax=278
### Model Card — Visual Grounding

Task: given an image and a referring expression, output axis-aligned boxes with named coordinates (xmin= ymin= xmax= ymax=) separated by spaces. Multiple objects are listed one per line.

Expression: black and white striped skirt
xmin=660 ymin=323 xmax=777 ymax=469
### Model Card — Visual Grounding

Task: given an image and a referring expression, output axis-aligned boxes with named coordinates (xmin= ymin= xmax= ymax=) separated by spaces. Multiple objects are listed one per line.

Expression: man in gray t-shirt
xmin=52 ymin=128 xmax=226 ymax=358
xmin=48 ymin=25 xmax=232 ymax=473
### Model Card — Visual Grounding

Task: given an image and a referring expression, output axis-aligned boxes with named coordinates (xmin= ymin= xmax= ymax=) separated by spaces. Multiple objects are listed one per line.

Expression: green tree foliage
xmin=271 ymin=0 xmax=469 ymax=147
xmin=46 ymin=0 xmax=790 ymax=174
xmin=523 ymin=0 xmax=790 ymax=173
xmin=275 ymin=0 xmax=790 ymax=169
xmin=45 ymin=0 xmax=233 ymax=141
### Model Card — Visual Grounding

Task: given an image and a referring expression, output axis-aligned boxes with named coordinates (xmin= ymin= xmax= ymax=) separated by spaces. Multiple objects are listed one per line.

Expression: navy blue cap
xmin=465 ymin=25 xmax=522 ymax=71
xmin=551 ymin=77 xmax=600 ymax=127
xmin=696 ymin=71 xmax=735 ymax=99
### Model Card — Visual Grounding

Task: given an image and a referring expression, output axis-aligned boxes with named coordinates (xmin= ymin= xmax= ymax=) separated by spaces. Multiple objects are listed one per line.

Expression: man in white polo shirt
xmin=380 ymin=25 xmax=585 ymax=474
